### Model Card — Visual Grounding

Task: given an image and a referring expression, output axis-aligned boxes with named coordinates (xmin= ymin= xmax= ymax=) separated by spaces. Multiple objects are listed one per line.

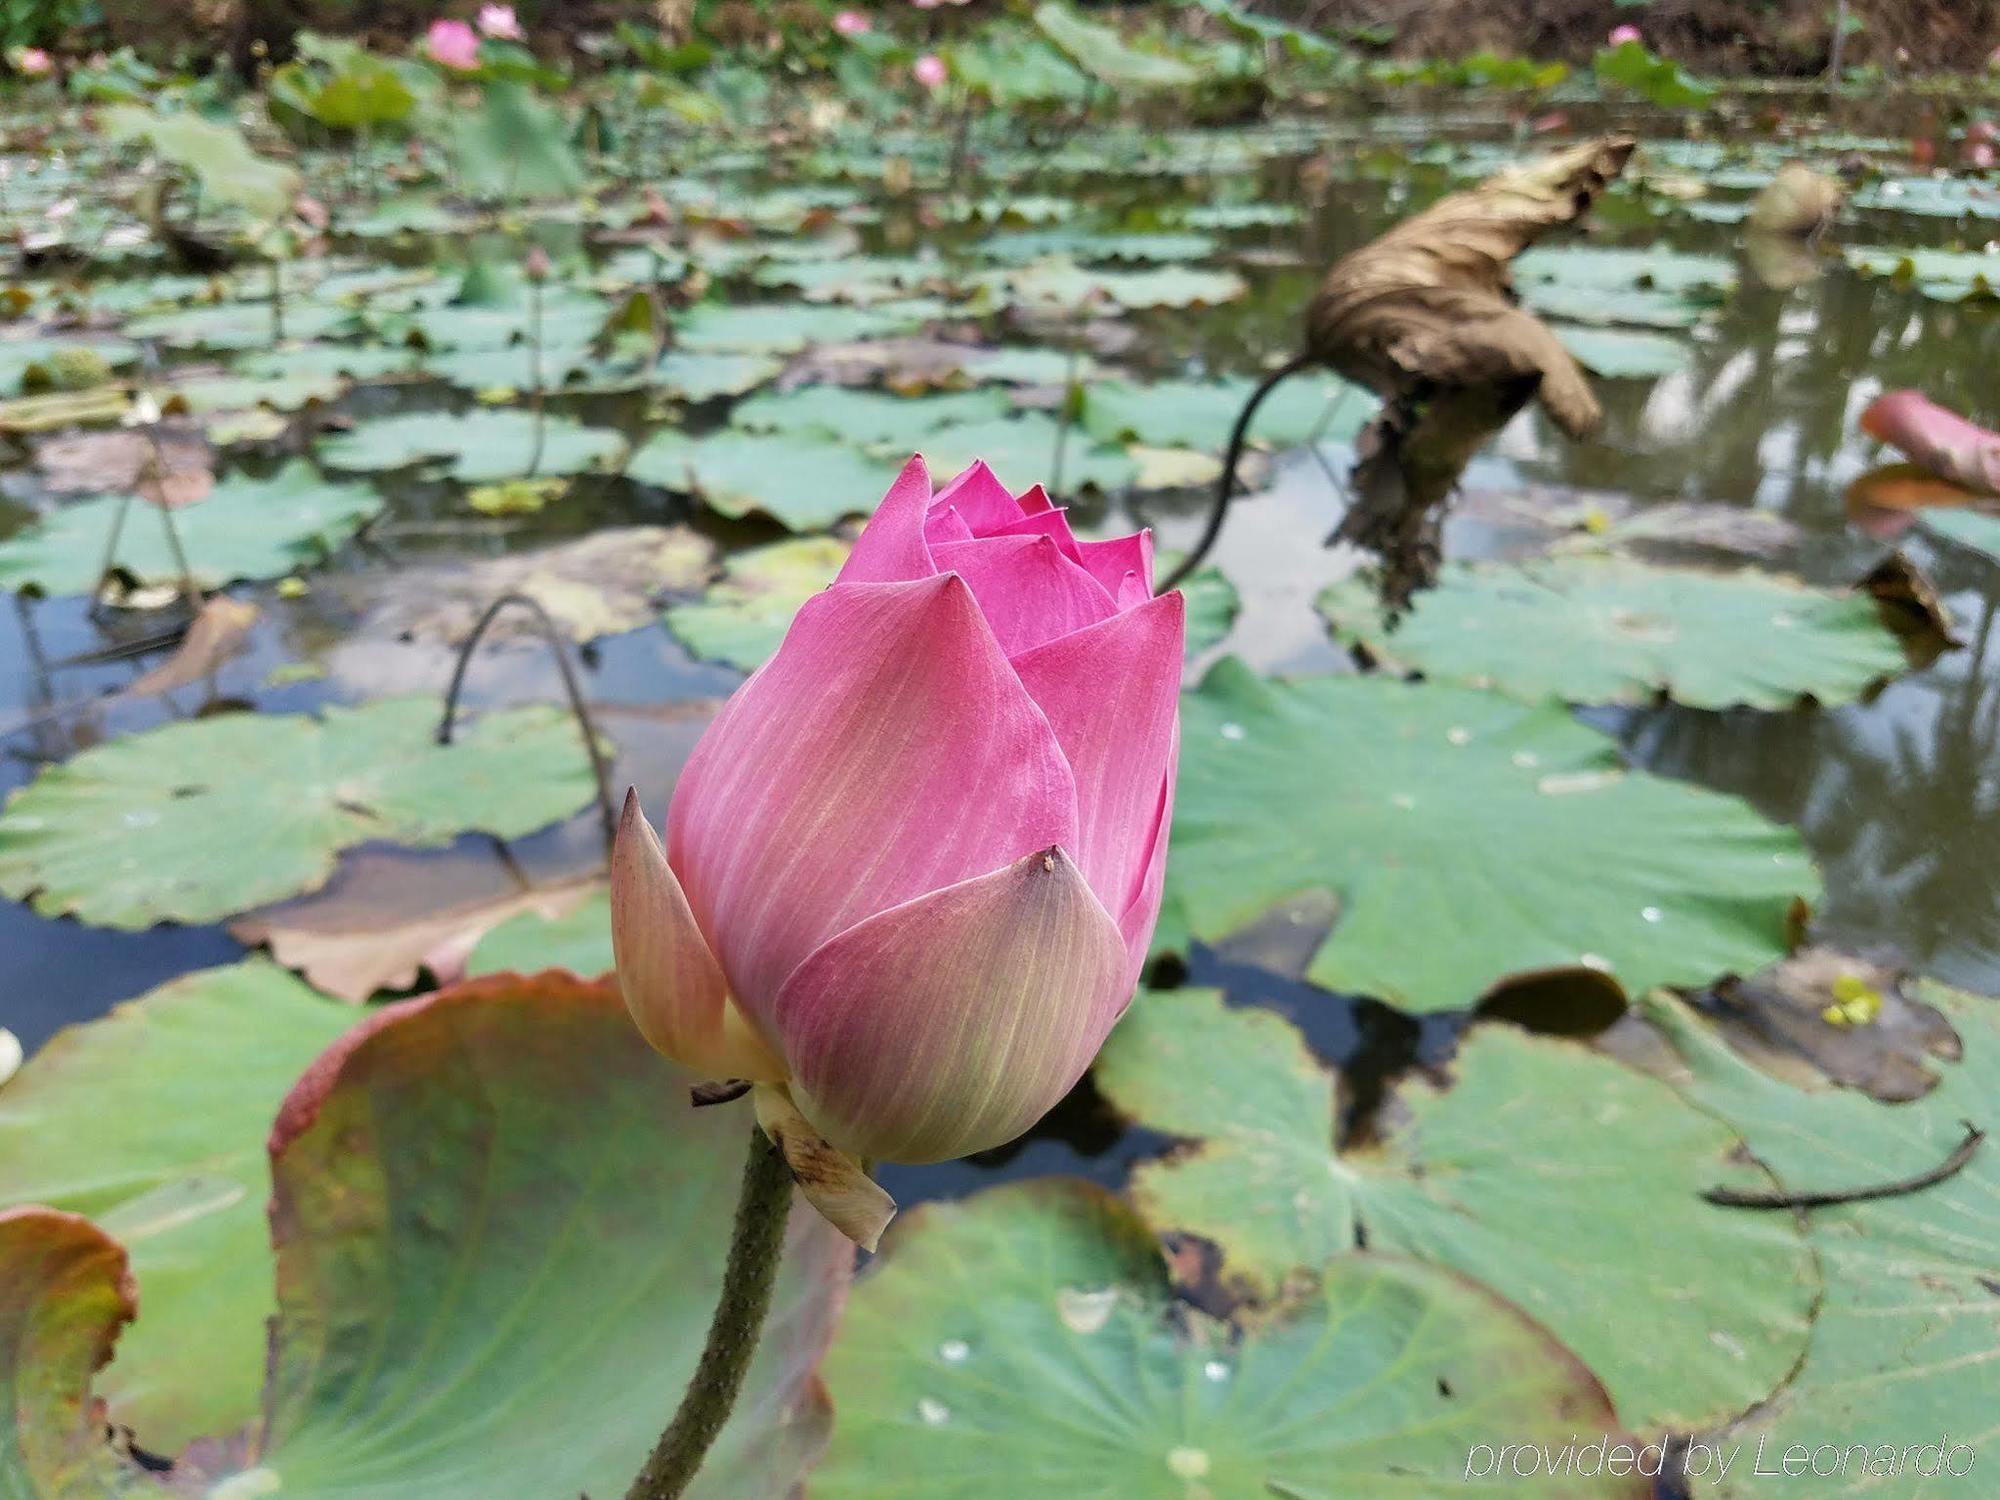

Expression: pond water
xmin=5 ymin=94 xmax=1999 ymax=1229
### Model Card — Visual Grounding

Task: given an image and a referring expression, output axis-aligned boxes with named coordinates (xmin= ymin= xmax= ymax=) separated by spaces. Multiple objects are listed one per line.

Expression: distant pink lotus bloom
xmin=11 ymin=47 xmax=52 ymax=76
xmin=913 ymin=52 xmax=948 ymax=88
xmin=426 ymin=18 xmax=481 ymax=69
xmin=912 ymin=0 xmax=941 ymax=8
xmin=476 ymin=3 xmax=523 ymax=39
xmin=1607 ymin=24 xmax=1643 ymax=46
xmin=833 ymin=9 xmax=870 ymax=35
xmin=1970 ymin=142 xmax=1997 ymax=171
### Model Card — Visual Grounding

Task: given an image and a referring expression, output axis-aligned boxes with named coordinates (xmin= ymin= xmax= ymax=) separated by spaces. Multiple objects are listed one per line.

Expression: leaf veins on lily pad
xmin=0 ymin=698 xmax=605 ymax=928
xmin=1159 ymin=661 xmax=1815 ymax=1009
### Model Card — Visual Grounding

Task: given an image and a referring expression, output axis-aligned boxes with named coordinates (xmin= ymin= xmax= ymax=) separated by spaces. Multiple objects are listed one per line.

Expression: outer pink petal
xmin=923 ymin=506 xmax=975 ymax=547
xmin=667 ymin=574 xmax=1079 ymax=1022
xmin=1074 ymin=530 xmax=1155 ymax=598
xmin=1009 ymin=590 xmax=1183 ymax=924
xmin=773 ymin=846 xmax=1129 ymax=1163
xmin=987 ymin=504 xmax=1086 ymax=566
xmin=1015 ymin=483 xmax=1055 ymax=515
xmin=931 ymin=533 xmax=1118 ymax=656
xmin=836 ymin=455 xmax=937 ymax=583
xmin=611 ymin=790 xmax=785 ymax=1081
xmin=1115 ymin=723 xmax=1176 ymax=993
xmin=1860 ymin=390 xmax=2000 ymax=496
xmin=931 ymin=459 xmax=1024 ymax=534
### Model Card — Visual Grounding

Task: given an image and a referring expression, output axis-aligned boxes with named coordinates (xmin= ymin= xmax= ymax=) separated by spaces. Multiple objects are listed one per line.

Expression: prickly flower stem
xmin=623 ymin=1126 xmax=794 ymax=1500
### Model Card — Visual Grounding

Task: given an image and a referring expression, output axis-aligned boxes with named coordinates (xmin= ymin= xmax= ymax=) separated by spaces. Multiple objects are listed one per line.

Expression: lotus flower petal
xmin=774 ymin=846 xmax=1128 ymax=1163
xmin=611 ymin=791 xmax=784 ymax=1081
xmin=987 ymin=504 xmax=1087 ymax=564
xmin=929 ymin=533 xmax=1118 ymax=656
xmin=1074 ymin=531 xmax=1155 ymax=597
xmin=838 ymin=454 xmax=937 ymax=584
xmin=668 ymin=573 xmax=1078 ymax=1022
xmin=1010 ymin=590 xmax=1184 ymax=932
xmin=1116 ymin=725 xmax=1177 ymax=992
xmin=754 ymin=1082 xmax=895 ymax=1250
xmin=1860 ymin=390 xmax=2000 ymax=497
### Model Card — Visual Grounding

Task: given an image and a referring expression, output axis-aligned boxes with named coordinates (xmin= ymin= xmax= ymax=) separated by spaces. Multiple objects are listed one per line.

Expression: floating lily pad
xmin=1552 ymin=325 xmax=1692 ymax=377
xmin=1645 ymin=985 xmax=2000 ymax=1496
xmin=316 ymin=407 xmax=625 ymax=482
xmin=978 ymin=229 xmax=1218 ymax=265
xmin=1160 ymin=661 xmax=1813 ymax=1009
xmin=0 ymin=460 xmax=381 ymax=597
xmin=1513 ymin=245 xmax=1736 ymax=296
xmin=1318 ymin=557 xmax=1913 ymax=710
xmin=0 ymin=1207 xmax=134 ymax=1499
xmin=1918 ymin=506 xmax=2000 ymax=563
xmin=1097 ymin=989 xmax=1816 ymax=1432
xmin=0 ymin=698 xmax=602 ymax=928
xmin=0 ymin=973 xmax=851 ymax=1498
xmin=1179 ymin=565 xmax=1240 ymax=656
xmin=674 ymin=298 xmax=946 ymax=353
xmin=0 ymin=336 xmax=136 ymax=394
xmin=731 ymin=384 xmax=1013 ymax=449
xmin=123 ymin=300 xmax=353 ymax=351
xmin=813 ymin=1178 xmax=1644 ymax=1499
xmin=664 ymin=534 xmax=851 ymax=670
xmin=1084 ymin=372 xmax=1373 ymax=452
xmin=628 ymin=430 xmax=903 ymax=530
xmin=655 ymin=349 xmax=785 ymax=401
xmin=987 ymin=261 xmax=1247 ymax=310
xmin=466 ymin=887 xmax=614 ymax=978
xmin=0 ymin=961 xmax=353 ymax=1447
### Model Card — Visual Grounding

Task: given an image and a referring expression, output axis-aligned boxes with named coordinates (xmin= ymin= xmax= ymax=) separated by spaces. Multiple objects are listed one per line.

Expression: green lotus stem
xmin=623 ymin=1125 xmax=792 ymax=1500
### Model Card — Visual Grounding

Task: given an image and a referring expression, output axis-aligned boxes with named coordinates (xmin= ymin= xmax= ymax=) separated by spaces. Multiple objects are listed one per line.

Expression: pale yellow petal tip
xmin=754 ymin=1083 xmax=897 ymax=1252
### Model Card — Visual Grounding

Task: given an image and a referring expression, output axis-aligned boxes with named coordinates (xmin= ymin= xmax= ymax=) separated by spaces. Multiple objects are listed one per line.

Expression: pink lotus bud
xmin=1860 ymin=389 xmax=2000 ymax=496
xmin=1970 ymin=142 xmax=1997 ymax=171
xmin=524 ymin=244 xmax=551 ymax=280
xmin=426 ymin=18 xmax=481 ymax=70
xmin=1607 ymin=24 xmax=1643 ymax=46
xmin=833 ymin=9 xmax=870 ymax=35
xmin=10 ymin=47 xmax=52 ymax=76
xmin=476 ymin=2 xmax=523 ymax=38
xmin=912 ymin=52 xmax=948 ymax=88
xmin=613 ymin=457 xmax=1182 ymax=1176
xmin=913 ymin=0 xmax=942 ymax=8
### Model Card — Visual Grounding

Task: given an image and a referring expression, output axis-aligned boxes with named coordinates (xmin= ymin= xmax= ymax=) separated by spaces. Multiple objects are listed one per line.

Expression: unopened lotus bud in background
xmin=613 ymin=457 xmax=1182 ymax=1242
xmin=426 ymin=18 xmax=481 ymax=70
xmin=524 ymin=244 xmax=551 ymax=282
xmin=1861 ymin=390 xmax=2000 ymax=497
xmin=477 ymin=3 xmax=524 ymax=39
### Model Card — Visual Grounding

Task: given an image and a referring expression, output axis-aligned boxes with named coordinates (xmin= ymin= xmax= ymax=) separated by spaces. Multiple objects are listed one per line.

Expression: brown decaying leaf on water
xmin=35 ymin=424 xmax=212 ymax=500
xmin=1685 ymin=946 xmax=1962 ymax=1104
xmin=1744 ymin=163 xmax=1846 ymax=291
xmin=1307 ymin=134 xmax=1635 ymax=611
xmin=122 ymin=595 xmax=258 ymax=698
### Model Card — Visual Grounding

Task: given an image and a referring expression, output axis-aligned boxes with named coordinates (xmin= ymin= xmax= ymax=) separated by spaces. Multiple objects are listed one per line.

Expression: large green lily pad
xmin=1553 ymin=325 xmax=1692 ymax=377
xmin=0 ymin=460 xmax=381 ymax=597
xmin=1160 ymin=661 xmax=1814 ymax=1009
xmin=0 ymin=973 xmax=852 ymax=1498
xmin=1645 ymin=986 xmax=2000 ymax=1496
xmin=0 ymin=961 xmax=353 ymax=1448
xmin=627 ymin=430 xmax=903 ymax=530
xmin=1096 ymin=989 xmax=1816 ymax=1433
xmin=316 ymin=408 xmax=625 ymax=482
xmin=673 ymin=299 xmax=946 ymax=353
xmin=1918 ymin=506 xmax=2000 ymax=563
xmin=466 ymin=887 xmax=614 ymax=978
xmin=0 ymin=1208 xmax=134 ymax=1500
xmin=0 ymin=698 xmax=602 ymax=928
xmin=1318 ymin=557 xmax=1912 ymax=710
xmin=813 ymin=1179 xmax=1646 ymax=1498
xmin=731 ymin=385 xmax=1013 ymax=449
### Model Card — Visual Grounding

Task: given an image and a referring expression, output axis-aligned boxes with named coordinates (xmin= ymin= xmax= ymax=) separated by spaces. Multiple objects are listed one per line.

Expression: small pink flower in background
xmin=833 ymin=9 xmax=870 ymax=35
xmin=912 ymin=0 xmax=941 ymax=8
xmin=913 ymin=52 xmax=948 ymax=87
xmin=10 ymin=47 xmax=53 ymax=76
xmin=476 ymin=3 xmax=523 ymax=39
xmin=426 ymin=18 xmax=481 ymax=69
xmin=1607 ymin=24 xmax=1643 ymax=46
xmin=524 ymin=244 xmax=551 ymax=281
xmin=1970 ymin=143 xmax=1998 ymax=171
